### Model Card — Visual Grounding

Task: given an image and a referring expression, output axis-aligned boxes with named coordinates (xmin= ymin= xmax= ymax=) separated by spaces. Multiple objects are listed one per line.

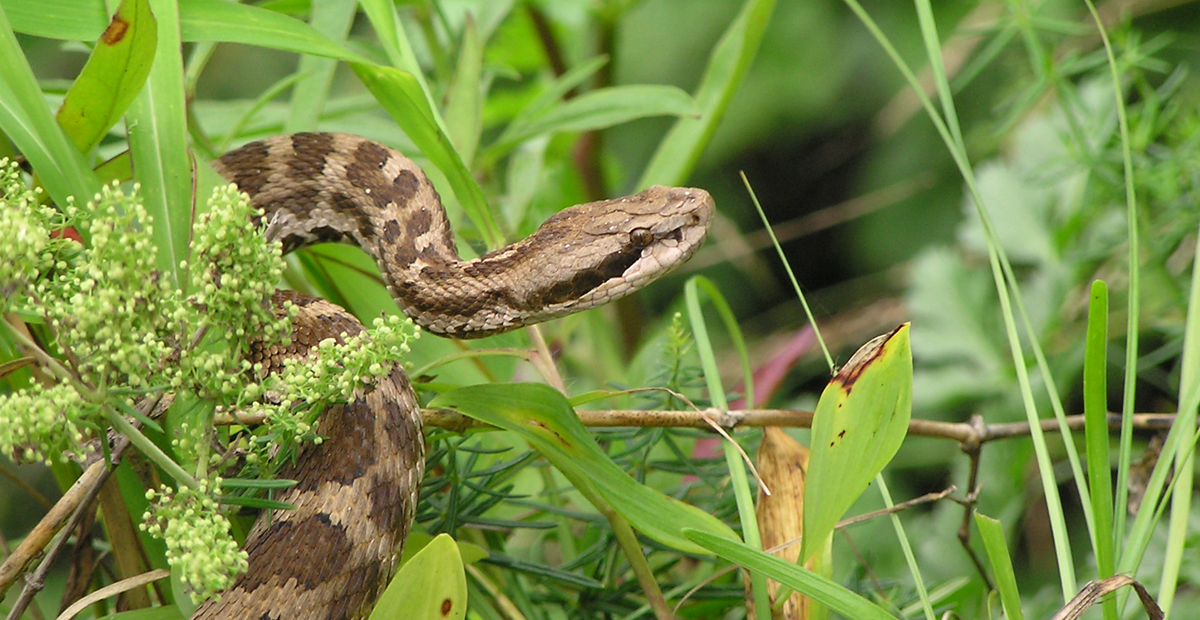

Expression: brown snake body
xmin=192 ymin=133 xmax=713 ymax=619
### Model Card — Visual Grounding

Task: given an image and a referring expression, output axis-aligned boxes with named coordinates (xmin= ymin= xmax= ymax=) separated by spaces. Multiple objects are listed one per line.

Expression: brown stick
xmin=1 ymin=435 xmax=130 ymax=616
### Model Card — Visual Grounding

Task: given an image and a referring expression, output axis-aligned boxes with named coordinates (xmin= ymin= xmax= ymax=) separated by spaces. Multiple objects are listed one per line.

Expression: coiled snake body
xmin=192 ymin=133 xmax=713 ymax=619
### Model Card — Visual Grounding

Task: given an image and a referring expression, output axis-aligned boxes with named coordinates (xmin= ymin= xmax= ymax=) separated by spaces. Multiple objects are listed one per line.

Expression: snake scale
xmin=191 ymin=132 xmax=713 ymax=619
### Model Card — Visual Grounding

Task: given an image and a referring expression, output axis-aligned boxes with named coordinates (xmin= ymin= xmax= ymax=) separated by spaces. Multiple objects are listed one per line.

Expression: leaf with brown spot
xmin=369 ymin=534 xmax=466 ymax=620
xmin=55 ymin=0 xmax=156 ymax=155
xmin=801 ymin=324 xmax=911 ymax=564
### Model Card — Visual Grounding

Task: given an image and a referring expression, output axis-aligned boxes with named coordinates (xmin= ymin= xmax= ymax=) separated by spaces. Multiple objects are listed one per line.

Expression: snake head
xmin=513 ymin=185 xmax=715 ymax=314
xmin=410 ymin=184 xmax=714 ymax=338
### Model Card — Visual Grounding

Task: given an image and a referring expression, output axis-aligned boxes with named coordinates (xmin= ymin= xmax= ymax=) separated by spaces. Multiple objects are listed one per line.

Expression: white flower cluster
xmin=141 ymin=478 xmax=248 ymax=603
xmin=0 ymin=382 xmax=91 ymax=465
xmin=0 ymin=160 xmax=77 ymax=303
xmin=36 ymin=184 xmax=176 ymax=389
xmin=177 ymin=185 xmax=289 ymax=399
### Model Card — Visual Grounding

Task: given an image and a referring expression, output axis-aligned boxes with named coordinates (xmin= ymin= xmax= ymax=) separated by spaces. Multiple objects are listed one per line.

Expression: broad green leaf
xmin=125 ymin=0 xmax=192 ymax=287
xmin=494 ymin=85 xmax=697 ymax=156
xmin=0 ymin=2 xmax=100 ymax=209
xmin=683 ymin=529 xmax=897 ymax=620
xmin=351 ymin=62 xmax=502 ymax=249
xmin=801 ymin=324 xmax=912 ymax=563
xmin=178 ymin=0 xmax=367 ymax=62
xmin=637 ymin=0 xmax=775 ymax=187
xmin=57 ymin=0 xmax=157 ymax=155
xmin=1 ymin=0 xmax=107 ymax=40
xmin=444 ymin=14 xmax=482 ymax=165
xmin=974 ymin=513 xmax=1025 ymax=620
xmin=431 ymin=383 xmax=738 ymax=554
xmin=370 ymin=534 xmax=466 ymax=620
xmin=398 ymin=531 xmax=488 ymax=567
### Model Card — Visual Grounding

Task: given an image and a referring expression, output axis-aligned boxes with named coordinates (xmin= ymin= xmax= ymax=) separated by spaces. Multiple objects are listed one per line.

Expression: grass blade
xmin=178 ymin=0 xmax=368 ymax=63
xmin=430 ymin=383 xmax=737 ymax=555
xmin=492 ymin=85 xmax=697 ymax=156
xmin=683 ymin=530 xmax=897 ymax=620
xmin=125 ymin=0 xmax=193 ymax=287
xmin=1083 ymin=280 xmax=1116 ymax=620
xmin=284 ymin=0 xmax=356 ymax=132
xmin=974 ymin=513 xmax=1025 ymax=620
xmin=1156 ymin=210 xmax=1200 ymax=613
xmin=636 ymin=0 xmax=775 ymax=188
xmin=352 ymin=62 xmax=502 ymax=249
xmin=443 ymin=14 xmax=482 ymax=165
xmin=683 ymin=276 xmax=766 ymax=614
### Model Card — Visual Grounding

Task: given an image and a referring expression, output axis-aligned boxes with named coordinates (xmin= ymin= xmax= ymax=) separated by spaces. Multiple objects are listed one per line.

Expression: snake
xmin=190 ymin=132 xmax=713 ymax=619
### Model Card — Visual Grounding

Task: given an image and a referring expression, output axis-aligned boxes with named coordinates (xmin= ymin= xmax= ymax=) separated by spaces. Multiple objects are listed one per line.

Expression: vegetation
xmin=3 ymin=0 xmax=1200 ymax=619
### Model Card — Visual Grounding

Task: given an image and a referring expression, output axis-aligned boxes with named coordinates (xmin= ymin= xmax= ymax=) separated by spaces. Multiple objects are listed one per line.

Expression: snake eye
xmin=630 ymin=227 xmax=654 ymax=248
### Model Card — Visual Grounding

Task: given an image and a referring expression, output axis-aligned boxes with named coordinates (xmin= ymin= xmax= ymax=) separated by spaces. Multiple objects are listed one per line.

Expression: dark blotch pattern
xmin=239 ymin=514 xmax=351 ymax=592
xmin=287 ymin=133 xmax=336 ymax=182
xmin=216 ymin=141 xmax=272 ymax=198
xmin=329 ymin=190 xmax=376 ymax=240
xmin=283 ymin=400 xmax=378 ymax=492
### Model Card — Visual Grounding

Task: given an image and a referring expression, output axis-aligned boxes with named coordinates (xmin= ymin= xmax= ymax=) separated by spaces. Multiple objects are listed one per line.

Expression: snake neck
xmin=215 ymin=132 xmax=714 ymax=340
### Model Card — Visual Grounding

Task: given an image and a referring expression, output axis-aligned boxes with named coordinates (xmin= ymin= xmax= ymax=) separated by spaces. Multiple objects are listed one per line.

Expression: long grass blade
xmin=125 ymin=0 xmax=193 ymax=288
xmin=684 ymin=276 xmax=765 ymax=615
xmin=284 ymin=0 xmax=356 ymax=132
xmin=636 ymin=0 xmax=775 ymax=188
xmin=1083 ymin=280 xmax=1115 ymax=620
xmin=842 ymin=0 xmax=1080 ymax=598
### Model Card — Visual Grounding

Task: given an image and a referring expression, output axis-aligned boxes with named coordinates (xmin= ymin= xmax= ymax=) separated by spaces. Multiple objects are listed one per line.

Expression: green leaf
xmin=1084 ymin=279 xmax=1116 ymax=619
xmin=444 ymin=14 xmax=482 ymax=165
xmin=974 ymin=513 xmax=1025 ymax=620
xmin=431 ymin=383 xmax=737 ymax=555
xmin=801 ymin=324 xmax=912 ymax=563
xmin=0 ymin=2 xmax=100 ymax=209
xmin=1 ymin=0 xmax=107 ymax=40
xmin=125 ymin=0 xmax=192 ymax=287
xmin=351 ymin=62 xmax=503 ymax=249
xmin=370 ymin=534 xmax=466 ymax=620
xmin=56 ymin=0 xmax=157 ymax=156
xmin=283 ymin=0 xmax=356 ymax=132
xmin=0 ymin=0 xmax=367 ymax=63
xmin=493 ymin=85 xmax=697 ymax=156
xmin=637 ymin=0 xmax=776 ymax=187
xmin=683 ymin=529 xmax=897 ymax=620
xmin=178 ymin=0 xmax=368 ymax=63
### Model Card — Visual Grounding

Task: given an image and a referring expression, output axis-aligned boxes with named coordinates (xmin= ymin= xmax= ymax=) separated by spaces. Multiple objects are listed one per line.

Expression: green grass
xmin=3 ymin=0 xmax=1200 ymax=618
